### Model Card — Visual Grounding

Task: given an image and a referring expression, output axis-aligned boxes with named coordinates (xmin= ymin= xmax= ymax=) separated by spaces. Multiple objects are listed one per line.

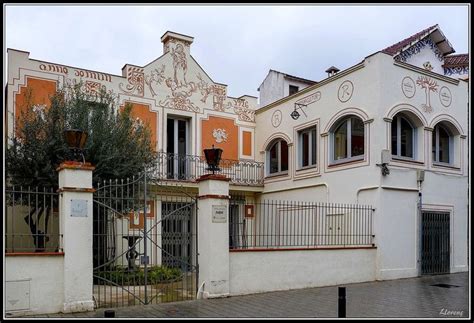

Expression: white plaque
xmin=71 ymin=199 xmax=88 ymax=217
xmin=212 ymin=205 xmax=227 ymax=223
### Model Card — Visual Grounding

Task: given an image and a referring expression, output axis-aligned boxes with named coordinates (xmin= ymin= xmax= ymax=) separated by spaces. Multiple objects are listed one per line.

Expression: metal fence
xmin=5 ymin=186 xmax=62 ymax=253
xmin=153 ymin=152 xmax=264 ymax=186
xmin=229 ymin=199 xmax=375 ymax=250
xmin=93 ymin=175 xmax=199 ymax=308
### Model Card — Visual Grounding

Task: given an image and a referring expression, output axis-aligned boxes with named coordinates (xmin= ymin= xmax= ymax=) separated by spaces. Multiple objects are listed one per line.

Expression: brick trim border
xmin=56 ymin=161 xmax=95 ymax=171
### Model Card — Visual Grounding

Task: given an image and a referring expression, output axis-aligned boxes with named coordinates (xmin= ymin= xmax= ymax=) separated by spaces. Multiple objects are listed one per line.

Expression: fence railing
xmin=152 ymin=152 xmax=264 ymax=186
xmin=229 ymin=199 xmax=375 ymax=250
xmin=5 ymin=186 xmax=62 ymax=253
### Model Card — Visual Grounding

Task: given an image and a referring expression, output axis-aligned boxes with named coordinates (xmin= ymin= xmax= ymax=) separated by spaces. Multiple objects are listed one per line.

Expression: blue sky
xmin=4 ymin=4 xmax=470 ymax=98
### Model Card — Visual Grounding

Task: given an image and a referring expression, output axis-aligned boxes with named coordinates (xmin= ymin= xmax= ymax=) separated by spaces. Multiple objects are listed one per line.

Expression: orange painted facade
xmin=201 ymin=116 xmax=238 ymax=161
xmin=122 ymin=101 xmax=158 ymax=150
xmin=15 ymin=77 xmax=57 ymax=129
xmin=242 ymin=131 xmax=252 ymax=157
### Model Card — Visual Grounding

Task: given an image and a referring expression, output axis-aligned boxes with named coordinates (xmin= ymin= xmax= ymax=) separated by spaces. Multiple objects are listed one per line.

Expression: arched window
xmin=331 ymin=116 xmax=364 ymax=162
xmin=391 ymin=114 xmax=416 ymax=159
xmin=432 ymin=123 xmax=453 ymax=164
xmin=266 ymin=139 xmax=289 ymax=175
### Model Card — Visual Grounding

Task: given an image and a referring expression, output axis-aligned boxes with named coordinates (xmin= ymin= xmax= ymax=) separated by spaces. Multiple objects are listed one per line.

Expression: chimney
xmin=160 ymin=31 xmax=194 ymax=56
xmin=325 ymin=66 xmax=340 ymax=78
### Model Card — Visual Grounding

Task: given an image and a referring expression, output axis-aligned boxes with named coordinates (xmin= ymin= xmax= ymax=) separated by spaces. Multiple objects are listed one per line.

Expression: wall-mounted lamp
xmin=290 ymin=102 xmax=308 ymax=120
xmin=376 ymin=149 xmax=390 ymax=176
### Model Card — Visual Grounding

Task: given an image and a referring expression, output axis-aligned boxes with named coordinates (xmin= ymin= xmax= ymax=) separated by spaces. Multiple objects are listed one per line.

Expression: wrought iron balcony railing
xmin=152 ymin=152 xmax=264 ymax=186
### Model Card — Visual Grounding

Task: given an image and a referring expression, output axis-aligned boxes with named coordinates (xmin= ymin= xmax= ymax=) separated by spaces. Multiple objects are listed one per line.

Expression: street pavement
xmin=18 ymin=272 xmax=469 ymax=319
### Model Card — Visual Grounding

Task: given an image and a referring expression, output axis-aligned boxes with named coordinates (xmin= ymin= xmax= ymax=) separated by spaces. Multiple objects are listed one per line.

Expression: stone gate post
xmin=57 ymin=161 xmax=95 ymax=313
xmin=196 ymin=174 xmax=230 ymax=299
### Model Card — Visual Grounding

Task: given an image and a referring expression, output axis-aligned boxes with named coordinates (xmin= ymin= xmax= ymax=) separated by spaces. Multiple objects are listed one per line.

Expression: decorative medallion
xmin=416 ymin=76 xmax=438 ymax=113
xmin=337 ymin=80 xmax=353 ymax=103
xmin=133 ymin=117 xmax=145 ymax=131
xmin=212 ymin=128 xmax=228 ymax=143
xmin=271 ymin=110 xmax=282 ymax=128
xmin=423 ymin=61 xmax=434 ymax=71
xmin=439 ymin=86 xmax=452 ymax=107
xmin=401 ymin=76 xmax=416 ymax=98
xmin=32 ymin=104 xmax=47 ymax=120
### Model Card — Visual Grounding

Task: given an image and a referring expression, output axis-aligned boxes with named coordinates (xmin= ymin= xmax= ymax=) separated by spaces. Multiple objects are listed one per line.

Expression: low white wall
xmin=5 ymin=255 xmax=64 ymax=316
xmin=229 ymin=248 xmax=376 ymax=296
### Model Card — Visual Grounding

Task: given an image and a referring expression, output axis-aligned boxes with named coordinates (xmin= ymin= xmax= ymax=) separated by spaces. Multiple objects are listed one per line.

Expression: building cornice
xmin=256 ymin=62 xmax=365 ymax=115
xmin=393 ymin=61 xmax=460 ymax=85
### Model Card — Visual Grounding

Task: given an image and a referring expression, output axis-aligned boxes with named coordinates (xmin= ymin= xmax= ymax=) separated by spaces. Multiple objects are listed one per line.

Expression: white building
xmin=4 ymin=24 xmax=469 ymax=314
xmin=254 ymin=23 xmax=469 ymax=282
xmin=258 ymin=69 xmax=317 ymax=107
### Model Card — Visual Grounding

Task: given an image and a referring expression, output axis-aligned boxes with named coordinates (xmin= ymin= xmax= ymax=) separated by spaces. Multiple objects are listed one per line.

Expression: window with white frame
xmin=391 ymin=114 xmax=416 ymax=159
xmin=331 ymin=116 xmax=364 ymax=162
xmin=267 ymin=139 xmax=289 ymax=175
xmin=432 ymin=123 xmax=453 ymax=164
xmin=298 ymin=126 xmax=317 ymax=168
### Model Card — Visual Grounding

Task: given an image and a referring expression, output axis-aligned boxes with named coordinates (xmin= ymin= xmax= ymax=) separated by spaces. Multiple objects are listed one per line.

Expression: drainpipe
xmin=416 ymin=170 xmax=425 ymax=276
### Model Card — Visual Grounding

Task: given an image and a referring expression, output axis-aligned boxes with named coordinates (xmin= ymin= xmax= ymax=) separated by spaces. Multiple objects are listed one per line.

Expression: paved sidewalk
xmin=21 ymin=272 xmax=469 ymax=318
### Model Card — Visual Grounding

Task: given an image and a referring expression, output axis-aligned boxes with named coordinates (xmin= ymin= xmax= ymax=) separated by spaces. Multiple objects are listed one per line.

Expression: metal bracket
xmin=376 ymin=163 xmax=390 ymax=176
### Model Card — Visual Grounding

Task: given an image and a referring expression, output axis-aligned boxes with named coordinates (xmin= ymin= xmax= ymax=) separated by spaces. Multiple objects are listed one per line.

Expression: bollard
xmin=104 ymin=310 xmax=115 ymax=318
xmin=338 ymin=287 xmax=346 ymax=318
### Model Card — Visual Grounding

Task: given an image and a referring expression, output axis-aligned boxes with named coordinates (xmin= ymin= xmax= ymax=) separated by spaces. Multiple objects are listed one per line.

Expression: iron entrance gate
xmin=421 ymin=211 xmax=450 ymax=275
xmin=92 ymin=171 xmax=198 ymax=308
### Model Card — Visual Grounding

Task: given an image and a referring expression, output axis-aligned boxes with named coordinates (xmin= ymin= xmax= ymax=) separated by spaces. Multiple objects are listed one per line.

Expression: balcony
xmin=151 ymin=152 xmax=264 ymax=186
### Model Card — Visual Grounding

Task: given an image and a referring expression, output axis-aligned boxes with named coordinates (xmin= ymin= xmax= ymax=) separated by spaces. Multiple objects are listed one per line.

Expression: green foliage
xmin=97 ymin=265 xmax=182 ymax=285
xmin=6 ymin=81 xmax=156 ymax=188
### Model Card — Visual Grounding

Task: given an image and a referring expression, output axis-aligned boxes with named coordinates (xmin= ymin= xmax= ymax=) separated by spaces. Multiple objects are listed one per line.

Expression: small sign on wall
xmin=245 ymin=205 xmax=254 ymax=218
xmin=70 ymin=199 xmax=88 ymax=217
xmin=212 ymin=205 xmax=227 ymax=223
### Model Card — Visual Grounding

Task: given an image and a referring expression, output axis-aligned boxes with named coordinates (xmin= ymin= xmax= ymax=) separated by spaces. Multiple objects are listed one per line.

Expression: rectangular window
xmin=334 ymin=120 xmax=348 ymax=160
xmin=298 ymin=126 xmax=317 ymax=168
xmin=289 ymin=85 xmax=299 ymax=96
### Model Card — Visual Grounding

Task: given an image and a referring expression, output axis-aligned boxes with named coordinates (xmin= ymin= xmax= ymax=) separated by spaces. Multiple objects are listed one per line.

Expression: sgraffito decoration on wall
xmin=171 ymin=43 xmax=188 ymax=86
xmin=32 ymin=104 xmax=47 ymax=120
xmin=401 ymin=76 xmax=416 ymax=98
xmin=212 ymin=128 xmax=228 ymax=143
xmin=85 ymin=80 xmax=105 ymax=96
xmin=158 ymin=40 xmax=200 ymax=112
xmin=120 ymin=66 xmax=145 ymax=97
xmin=439 ymin=86 xmax=452 ymax=108
xmin=271 ymin=110 xmax=283 ymax=128
xmin=338 ymin=80 xmax=353 ymax=103
xmin=423 ymin=61 xmax=434 ymax=71
xmin=395 ymin=37 xmax=444 ymax=63
xmin=196 ymin=74 xmax=228 ymax=111
xmin=416 ymin=76 xmax=438 ymax=113
xmin=296 ymin=91 xmax=321 ymax=106
xmin=227 ymin=99 xmax=255 ymax=122
xmin=145 ymin=65 xmax=166 ymax=97
xmin=444 ymin=66 xmax=469 ymax=76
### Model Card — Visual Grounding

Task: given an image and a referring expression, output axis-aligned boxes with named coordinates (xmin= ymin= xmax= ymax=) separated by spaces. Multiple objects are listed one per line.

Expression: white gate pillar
xmin=197 ymin=174 xmax=230 ymax=299
xmin=57 ymin=161 xmax=95 ymax=313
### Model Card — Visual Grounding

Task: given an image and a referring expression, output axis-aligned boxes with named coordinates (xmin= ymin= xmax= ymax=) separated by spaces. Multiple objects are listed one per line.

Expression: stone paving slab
xmin=13 ymin=272 xmax=469 ymax=319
